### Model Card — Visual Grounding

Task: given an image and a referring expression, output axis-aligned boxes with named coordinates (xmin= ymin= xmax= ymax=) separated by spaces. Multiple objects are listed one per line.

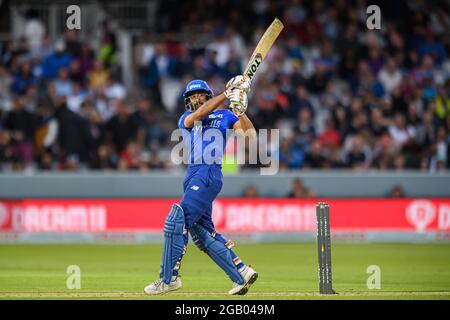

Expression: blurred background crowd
xmin=0 ymin=0 xmax=449 ymax=173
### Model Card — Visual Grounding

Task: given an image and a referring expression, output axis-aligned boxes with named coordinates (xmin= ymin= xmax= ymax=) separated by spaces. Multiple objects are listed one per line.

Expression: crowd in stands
xmin=0 ymin=0 xmax=449 ymax=173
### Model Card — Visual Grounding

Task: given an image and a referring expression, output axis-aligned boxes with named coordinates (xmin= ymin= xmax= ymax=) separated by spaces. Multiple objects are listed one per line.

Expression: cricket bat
xmin=244 ymin=17 xmax=284 ymax=81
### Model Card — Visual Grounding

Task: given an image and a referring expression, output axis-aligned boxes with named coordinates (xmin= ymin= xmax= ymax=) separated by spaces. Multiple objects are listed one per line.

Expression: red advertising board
xmin=0 ymin=198 xmax=449 ymax=233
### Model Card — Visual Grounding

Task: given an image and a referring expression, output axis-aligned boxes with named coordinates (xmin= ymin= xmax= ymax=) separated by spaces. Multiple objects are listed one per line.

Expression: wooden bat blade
xmin=244 ymin=17 xmax=284 ymax=80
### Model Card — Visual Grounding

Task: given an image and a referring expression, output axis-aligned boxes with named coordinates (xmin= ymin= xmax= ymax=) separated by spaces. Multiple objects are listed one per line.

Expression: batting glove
xmin=226 ymin=75 xmax=251 ymax=93
xmin=228 ymin=89 xmax=248 ymax=116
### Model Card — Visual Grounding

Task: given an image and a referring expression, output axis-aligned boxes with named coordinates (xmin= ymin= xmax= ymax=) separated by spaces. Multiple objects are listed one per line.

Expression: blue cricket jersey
xmin=178 ymin=108 xmax=239 ymax=166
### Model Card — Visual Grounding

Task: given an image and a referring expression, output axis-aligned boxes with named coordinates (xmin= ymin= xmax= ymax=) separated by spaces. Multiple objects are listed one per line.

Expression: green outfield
xmin=0 ymin=243 xmax=449 ymax=300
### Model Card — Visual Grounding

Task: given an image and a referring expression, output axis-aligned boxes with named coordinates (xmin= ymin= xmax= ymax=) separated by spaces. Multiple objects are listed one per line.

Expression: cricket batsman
xmin=144 ymin=76 xmax=258 ymax=295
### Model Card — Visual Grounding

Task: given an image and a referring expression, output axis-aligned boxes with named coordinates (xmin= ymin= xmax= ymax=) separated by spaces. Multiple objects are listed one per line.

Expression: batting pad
xmin=190 ymin=223 xmax=245 ymax=284
xmin=161 ymin=204 xmax=186 ymax=284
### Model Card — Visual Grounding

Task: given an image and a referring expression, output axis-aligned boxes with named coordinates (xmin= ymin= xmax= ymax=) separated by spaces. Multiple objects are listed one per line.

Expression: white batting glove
xmin=228 ymin=89 xmax=248 ymax=116
xmin=226 ymin=75 xmax=251 ymax=93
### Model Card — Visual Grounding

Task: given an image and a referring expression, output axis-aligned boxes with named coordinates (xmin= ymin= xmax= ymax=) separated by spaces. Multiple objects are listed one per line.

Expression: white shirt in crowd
xmin=378 ymin=68 xmax=402 ymax=93
xmin=389 ymin=124 xmax=416 ymax=147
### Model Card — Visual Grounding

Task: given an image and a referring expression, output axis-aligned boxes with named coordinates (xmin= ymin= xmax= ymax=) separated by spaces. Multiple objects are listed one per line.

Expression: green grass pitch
xmin=0 ymin=243 xmax=449 ymax=299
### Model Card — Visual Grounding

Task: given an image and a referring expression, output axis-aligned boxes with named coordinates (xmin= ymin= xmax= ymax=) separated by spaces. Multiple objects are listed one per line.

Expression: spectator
xmin=23 ymin=9 xmax=45 ymax=57
xmin=55 ymin=100 xmax=93 ymax=167
xmin=53 ymin=68 xmax=72 ymax=97
xmin=67 ymin=83 xmax=87 ymax=113
xmin=318 ymin=118 xmax=341 ymax=150
xmin=378 ymin=58 xmax=402 ymax=94
xmin=344 ymin=135 xmax=369 ymax=169
xmin=104 ymin=74 xmax=126 ymax=101
xmin=106 ymin=100 xmax=135 ymax=153
xmin=68 ymin=59 xmax=85 ymax=84
xmin=389 ymin=113 xmax=417 ymax=149
xmin=243 ymin=185 xmax=259 ymax=197
xmin=278 ymin=137 xmax=304 ymax=169
xmin=98 ymin=21 xmax=117 ymax=67
xmin=64 ymin=30 xmax=81 ymax=58
xmin=88 ymin=60 xmax=109 ymax=90
xmin=287 ymin=178 xmax=315 ymax=198
xmin=417 ymin=31 xmax=447 ymax=66
xmin=77 ymin=43 xmax=95 ymax=76
xmin=10 ymin=62 xmax=36 ymax=94
xmin=389 ymin=185 xmax=406 ymax=198
xmin=42 ymin=40 xmax=71 ymax=80
xmin=288 ymin=85 xmax=314 ymax=119
xmin=3 ymin=97 xmax=35 ymax=165
xmin=435 ymin=86 xmax=450 ymax=121
xmin=304 ymin=141 xmax=327 ymax=169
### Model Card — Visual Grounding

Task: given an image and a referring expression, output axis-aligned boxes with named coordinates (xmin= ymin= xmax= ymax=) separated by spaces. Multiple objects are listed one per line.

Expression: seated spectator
xmin=68 ymin=59 xmax=85 ymax=84
xmin=67 ymin=83 xmax=87 ymax=113
xmin=288 ymin=85 xmax=314 ymax=119
xmin=287 ymin=178 xmax=315 ymax=198
xmin=296 ymin=108 xmax=316 ymax=149
xmin=304 ymin=141 xmax=326 ymax=168
xmin=54 ymin=100 xmax=93 ymax=167
xmin=88 ymin=60 xmax=109 ymax=90
xmin=389 ymin=185 xmax=406 ymax=198
xmin=10 ymin=62 xmax=36 ymax=94
xmin=3 ymin=97 xmax=35 ymax=165
xmin=64 ymin=29 xmax=81 ymax=58
xmin=77 ymin=43 xmax=95 ymax=76
xmin=369 ymin=107 xmax=388 ymax=138
xmin=344 ymin=135 xmax=369 ymax=169
xmin=378 ymin=57 xmax=402 ymax=94
xmin=435 ymin=86 xmax=450 ymax=121
xmin=318 ymin=118 xmax=341 ymax=150
xmin=92 ymin=144 xmax=117 ymax=170
xmin=106 ymin=100 xmax=135 ymax=152
xmin=243 ymin=185 xmax=259 ymax=198
xmin=417 ymin=31 xmax=447 ymax=66
xmin=278 ymin=137 xmax=304 ymax=169
xmin=118 ymin=141 xmax=148 ymax=171
xmin=41 ymin=40 xmax=71 ymax=79
xmin=104 ymin=74 xmax=126 ymax=100
xmin=53 ymin=68 xmax=72 ymax=97
xmin=389 ymin=113 xmax=417 ymax=148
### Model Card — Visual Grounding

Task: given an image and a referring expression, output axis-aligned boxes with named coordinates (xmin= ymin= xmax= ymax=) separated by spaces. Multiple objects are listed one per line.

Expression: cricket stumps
xmin=316 ymin=202 xmax=336 ymax=294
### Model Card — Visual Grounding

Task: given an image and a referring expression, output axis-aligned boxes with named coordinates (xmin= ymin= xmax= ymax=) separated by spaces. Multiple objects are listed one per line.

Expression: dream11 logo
xmin=406 ymin=200 xmax=450 ymax=232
